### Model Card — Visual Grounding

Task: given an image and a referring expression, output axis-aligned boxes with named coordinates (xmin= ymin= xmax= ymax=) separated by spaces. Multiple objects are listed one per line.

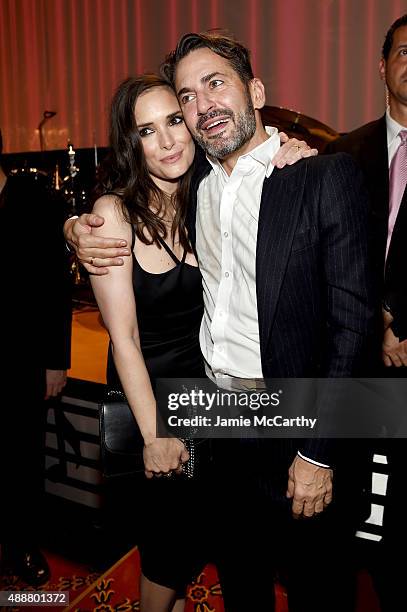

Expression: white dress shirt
xmin=196 ymin=127 xmax=329 ymax=469
xmin=196 ymin=126 xmax=280 ymax=380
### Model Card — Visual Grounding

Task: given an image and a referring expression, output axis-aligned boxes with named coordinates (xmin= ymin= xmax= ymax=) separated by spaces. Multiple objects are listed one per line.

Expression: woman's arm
xmin=63 ymin=138 xmax=317 ymax=274
xmin=90 ymin=196 xmax=188 ymax=476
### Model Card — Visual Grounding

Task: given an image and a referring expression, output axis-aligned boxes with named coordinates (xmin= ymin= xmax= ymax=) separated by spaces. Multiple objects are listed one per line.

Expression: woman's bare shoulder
xmin=91 ymin=194 xmax=131 ymax=241
xmin=93 ymin=192 xmax=122 ymax=214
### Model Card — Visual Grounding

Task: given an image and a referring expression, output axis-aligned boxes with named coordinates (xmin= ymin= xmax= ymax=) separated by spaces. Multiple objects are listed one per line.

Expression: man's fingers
xmin=78 ymin=233 xmax=129 ymax=251
xmin=77 ymin=253 xmax=128 ymax=276
xmin=302 ymin=499 xmax=316 ymax=517
xmin=324 ymin=489 xmax=333 ymax=505
xmin=80 ymin=255 xmax=125 ymax=267
xmin=389 ymin=353 xmax=403 ymax=367
xmin=399 ymin=352 xmax=407 ymax=367
xmin=291 ymin=498 xmax=304 ymax=518
xmin=81 ymin=262 xmax=110 ymax=276
xmin=81 ymin=213 xmax=106 ymax=228
xmin=382 ymin=353 xmax=393 ymax=367
xmin=286 ymin=479 xmax=294 ymax=499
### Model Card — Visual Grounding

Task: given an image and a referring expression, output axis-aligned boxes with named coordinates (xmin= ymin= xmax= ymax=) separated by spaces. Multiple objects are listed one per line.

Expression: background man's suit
xmin=0 ymin=172 xmax=72 ymax=548
xmin=188 ymin=151 xmax=374 ymax=612
xmin=326 ymin=115 xmax=407 ymax=611
xmin=326 ymin=115 xmax=407 ymax=353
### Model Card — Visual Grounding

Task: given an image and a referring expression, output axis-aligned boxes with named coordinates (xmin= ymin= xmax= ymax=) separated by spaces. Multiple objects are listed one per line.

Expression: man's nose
xmin=196 ymin=92 xmax=215 ymax=116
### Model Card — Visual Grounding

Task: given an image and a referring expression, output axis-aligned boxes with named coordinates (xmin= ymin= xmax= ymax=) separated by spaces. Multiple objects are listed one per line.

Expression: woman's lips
xmin=161 ymin=151 xmax=183 ymax=163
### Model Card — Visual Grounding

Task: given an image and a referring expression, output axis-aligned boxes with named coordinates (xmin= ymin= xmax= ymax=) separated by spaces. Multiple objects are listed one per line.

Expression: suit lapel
xmin=256 ymin=162 xmax=307 ymax=357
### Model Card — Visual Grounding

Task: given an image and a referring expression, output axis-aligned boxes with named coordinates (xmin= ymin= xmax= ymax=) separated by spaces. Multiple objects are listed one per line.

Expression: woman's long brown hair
xmin=95 ymin=75 xmax=193 ymax=252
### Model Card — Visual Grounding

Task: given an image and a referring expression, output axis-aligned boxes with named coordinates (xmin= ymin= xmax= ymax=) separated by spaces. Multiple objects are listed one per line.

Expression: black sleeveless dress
xmin=107 ymin=230 xmax=205 ymax=385
xmin=106 ymin=227 xmax=209 ymax=592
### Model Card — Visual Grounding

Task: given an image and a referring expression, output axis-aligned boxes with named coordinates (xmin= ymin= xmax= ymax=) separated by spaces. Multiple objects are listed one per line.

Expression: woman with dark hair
xmin=90 ymin=74 xmax=206 ymax=612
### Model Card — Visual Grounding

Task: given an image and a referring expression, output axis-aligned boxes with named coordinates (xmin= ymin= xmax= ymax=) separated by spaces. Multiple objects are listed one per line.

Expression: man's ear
xmin=249 ymin=78 xmax=266 ymax=110
xmin=379 ymin=58 xmax=386 ymax=82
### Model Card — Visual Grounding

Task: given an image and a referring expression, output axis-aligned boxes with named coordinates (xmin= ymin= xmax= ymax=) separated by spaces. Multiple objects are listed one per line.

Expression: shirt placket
xmin=211 ymin=173 xmax=242 ymax=375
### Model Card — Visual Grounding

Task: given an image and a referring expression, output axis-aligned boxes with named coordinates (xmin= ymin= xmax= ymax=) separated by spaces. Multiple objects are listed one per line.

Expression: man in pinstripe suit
xmin=65 ymin=31 xmax=374 ymax=612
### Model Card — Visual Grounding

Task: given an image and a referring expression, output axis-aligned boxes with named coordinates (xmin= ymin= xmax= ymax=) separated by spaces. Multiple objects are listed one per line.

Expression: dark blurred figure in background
xmin=325 ymin=14 xmax=407 ymax=612
xmin=0 ymin=129 xmax=72 ymax=586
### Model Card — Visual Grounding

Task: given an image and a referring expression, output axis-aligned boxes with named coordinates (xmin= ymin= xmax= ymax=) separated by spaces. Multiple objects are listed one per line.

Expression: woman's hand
xmin=143 ymin=437 xmax=189 ymax=479
xmin=273 ymin=132 xmax=318 ymax=168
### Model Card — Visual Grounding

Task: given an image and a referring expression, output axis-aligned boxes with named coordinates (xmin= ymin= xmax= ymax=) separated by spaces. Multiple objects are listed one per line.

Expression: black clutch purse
xmin=99 ymin=389 xmax=145 ymax=478
xmin=99 ymin=389 xmax=200 ymax=479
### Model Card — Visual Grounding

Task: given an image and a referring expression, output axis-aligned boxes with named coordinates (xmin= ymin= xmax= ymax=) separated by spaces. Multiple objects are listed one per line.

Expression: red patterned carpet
xmin=68 ymin=548 xmax=229 ymax=612
xmin=1 ymin=545 xmax=382 ymax=612
xmin=0 ymin=550 xmax=100 ymax=612
xmin=0 ymin=547 xmax=289 ymax=612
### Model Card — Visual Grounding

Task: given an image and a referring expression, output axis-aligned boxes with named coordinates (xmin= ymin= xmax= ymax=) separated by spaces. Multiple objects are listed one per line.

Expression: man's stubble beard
xmin=193 ymin=91 xmax=257 ymax=159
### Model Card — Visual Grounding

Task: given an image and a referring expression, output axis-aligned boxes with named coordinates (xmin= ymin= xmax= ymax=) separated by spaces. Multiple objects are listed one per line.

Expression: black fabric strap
xmin=157 ymin=235 xmax=183 ymax=265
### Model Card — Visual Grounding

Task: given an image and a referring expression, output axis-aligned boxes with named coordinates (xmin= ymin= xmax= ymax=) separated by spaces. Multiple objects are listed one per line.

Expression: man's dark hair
xmin=382 ymin=14 xmax=407 ymax=60
xmin=0 ymin=128 xmax=3 ymax=156
xmin=162 ymin=30 xmax=254 ymax=87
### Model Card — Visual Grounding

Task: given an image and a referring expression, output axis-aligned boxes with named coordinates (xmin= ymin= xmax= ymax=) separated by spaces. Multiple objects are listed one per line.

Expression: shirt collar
xmin=386 ymin=108 xmax=405 ymax=148
xmin=206 ymin=126 xmax=280 ymax=178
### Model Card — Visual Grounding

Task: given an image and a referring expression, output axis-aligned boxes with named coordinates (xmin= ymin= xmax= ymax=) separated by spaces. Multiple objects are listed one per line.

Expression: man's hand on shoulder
xmin=286 ymin=455 xmax=333 ymax=518
xmin=63 ymin=213 xmax=130 ymax=275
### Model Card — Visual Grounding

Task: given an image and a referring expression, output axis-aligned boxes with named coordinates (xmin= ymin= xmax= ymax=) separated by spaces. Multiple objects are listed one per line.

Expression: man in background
xmin=325 ymin=14 xmax=407 ymax=611
xmin=0 ymin=130 xmax=72 ymax=586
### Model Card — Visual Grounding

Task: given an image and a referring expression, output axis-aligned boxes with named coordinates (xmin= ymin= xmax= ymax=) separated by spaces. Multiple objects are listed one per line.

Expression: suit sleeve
xmin=319 ymin=154 xmax=374 ymax=376
xmin=299 ymin=154 xmax=375 ymax=464
xmin=42 ymin=187 xmax=72 ymax=370
xmin=387 ymin=268 xmax=407 ymax=341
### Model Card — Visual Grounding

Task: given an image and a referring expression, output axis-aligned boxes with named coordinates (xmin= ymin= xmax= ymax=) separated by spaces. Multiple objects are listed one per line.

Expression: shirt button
xmin=224 ymin=231 xmax=229 ymax=238
xmin=225 ymin=271 xmax=230 ymax=278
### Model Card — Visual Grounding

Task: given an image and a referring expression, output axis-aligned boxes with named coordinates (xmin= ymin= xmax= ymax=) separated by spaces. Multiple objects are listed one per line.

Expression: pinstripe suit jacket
xmin=326 ymin=115 xmax=407 ymax=343
xmin=189 ymin=151 xmax=374 ymax=465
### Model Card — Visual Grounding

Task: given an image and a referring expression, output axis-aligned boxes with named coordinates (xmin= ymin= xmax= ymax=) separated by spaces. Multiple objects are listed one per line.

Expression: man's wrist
xmin=64 ymin=216 xmax=78 ymax=254
xmin=297 ymin=451 xmax=330 ymax=469
xmin=383 ymin=300 xmax=392 ymax=315
xmin=390 ymin=319 xmax=407 ymax=341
